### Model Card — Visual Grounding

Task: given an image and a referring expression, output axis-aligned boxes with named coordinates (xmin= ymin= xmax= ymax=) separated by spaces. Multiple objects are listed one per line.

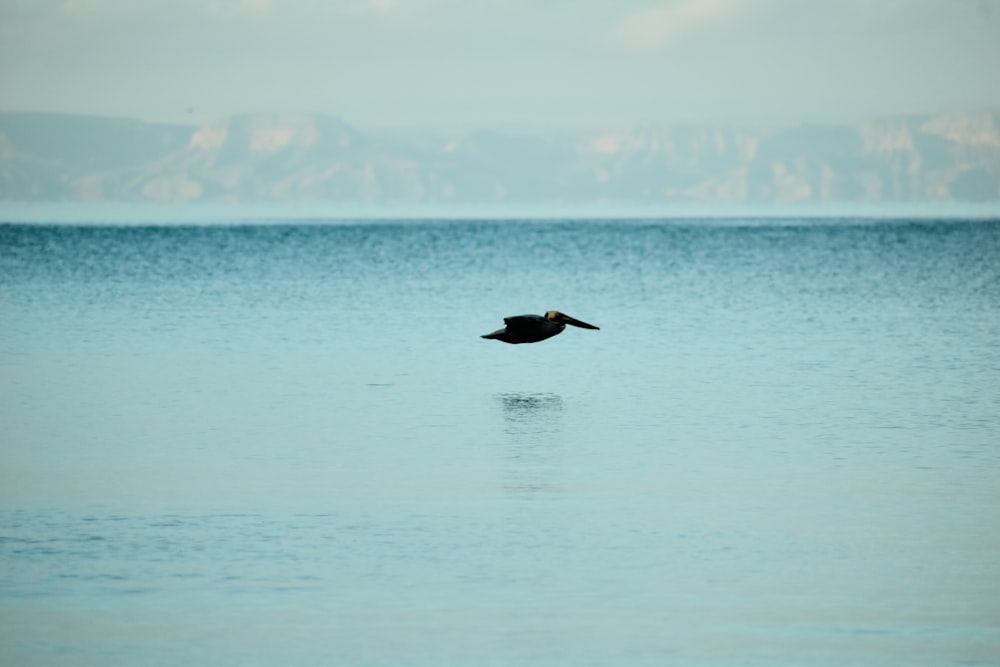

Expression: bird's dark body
xmin=481 ymin=310 xmax=599 ymax=345
xmin=482 ymin=315 xmax=564 ymax=344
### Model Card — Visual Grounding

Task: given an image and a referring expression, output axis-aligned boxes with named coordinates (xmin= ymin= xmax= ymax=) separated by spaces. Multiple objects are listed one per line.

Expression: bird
xmin=481 ymin=310 xmax=600 ymax=344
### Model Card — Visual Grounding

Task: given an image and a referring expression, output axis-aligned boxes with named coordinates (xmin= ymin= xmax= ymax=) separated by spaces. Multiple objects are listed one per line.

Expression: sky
xmin=1 ymin=0 xmax=999 ymax=131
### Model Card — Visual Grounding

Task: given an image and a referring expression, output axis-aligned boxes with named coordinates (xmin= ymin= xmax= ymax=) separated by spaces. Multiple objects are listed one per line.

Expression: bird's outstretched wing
xmin=503 ymin=314 xmax=547 ymax=330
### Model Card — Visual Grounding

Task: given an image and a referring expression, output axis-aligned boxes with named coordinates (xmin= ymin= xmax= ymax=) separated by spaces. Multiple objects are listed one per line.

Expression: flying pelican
xmin=481 ymin=310 xmax=600 ymax=344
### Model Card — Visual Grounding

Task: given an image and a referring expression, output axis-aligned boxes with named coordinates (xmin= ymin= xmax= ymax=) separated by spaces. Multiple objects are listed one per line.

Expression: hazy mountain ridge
xmin=1 ymin=110 xmax=998 ymax=204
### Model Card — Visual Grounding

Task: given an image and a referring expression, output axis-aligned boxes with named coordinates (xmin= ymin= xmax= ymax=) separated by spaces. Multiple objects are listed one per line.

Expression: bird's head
xmin=545 ymin=310 xmax=599 ymax=329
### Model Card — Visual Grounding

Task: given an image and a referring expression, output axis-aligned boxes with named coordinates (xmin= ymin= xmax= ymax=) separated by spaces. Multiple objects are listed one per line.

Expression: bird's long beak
xmin=562 ymin=314 xmax=599 ymax=330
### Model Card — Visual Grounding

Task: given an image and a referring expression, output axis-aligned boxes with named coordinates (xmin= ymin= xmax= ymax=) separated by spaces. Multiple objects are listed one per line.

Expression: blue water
xmin=2 ymin=218 xmax=999 ymax=665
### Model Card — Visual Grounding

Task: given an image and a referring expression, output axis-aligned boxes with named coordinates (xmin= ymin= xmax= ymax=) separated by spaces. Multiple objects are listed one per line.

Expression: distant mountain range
xmin=1 ymin=110 xmax=998 ymax=204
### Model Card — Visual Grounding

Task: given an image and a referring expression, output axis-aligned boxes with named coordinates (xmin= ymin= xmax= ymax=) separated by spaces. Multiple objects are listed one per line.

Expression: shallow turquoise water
xmin=2 ymin=219 xmax=999 ymax=665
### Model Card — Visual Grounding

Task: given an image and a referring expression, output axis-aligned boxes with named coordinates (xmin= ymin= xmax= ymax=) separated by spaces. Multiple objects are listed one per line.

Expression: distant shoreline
xmin=2 ymin=201 xmax=999 ymax=225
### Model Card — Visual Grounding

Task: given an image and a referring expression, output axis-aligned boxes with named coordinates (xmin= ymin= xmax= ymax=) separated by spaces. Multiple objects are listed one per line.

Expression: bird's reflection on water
xmin=500 ymin=393 xmax=563 ymax=426
xmin=495 ymin=393 xmax=564 ymax=497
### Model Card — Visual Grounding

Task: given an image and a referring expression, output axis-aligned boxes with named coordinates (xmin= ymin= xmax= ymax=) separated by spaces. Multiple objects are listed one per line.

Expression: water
xmin=1 ymin=218 xmax=999 ymax=665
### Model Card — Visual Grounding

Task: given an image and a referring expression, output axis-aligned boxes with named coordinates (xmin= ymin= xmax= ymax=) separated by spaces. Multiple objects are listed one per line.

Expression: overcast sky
xmin=1 ymin=0 xmax=998 ymax=130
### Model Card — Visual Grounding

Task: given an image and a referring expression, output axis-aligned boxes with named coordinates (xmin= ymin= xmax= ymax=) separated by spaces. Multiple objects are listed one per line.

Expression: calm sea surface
xmin=1 ymin=218 xmax=999 ymax=665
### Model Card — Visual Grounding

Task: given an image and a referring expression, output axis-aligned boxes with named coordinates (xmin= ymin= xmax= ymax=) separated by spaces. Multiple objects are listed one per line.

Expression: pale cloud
xmin=612 ymin=0 xmax=758 ymax=54
xmin=2 ymin=0 xmax=998 ymax=128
